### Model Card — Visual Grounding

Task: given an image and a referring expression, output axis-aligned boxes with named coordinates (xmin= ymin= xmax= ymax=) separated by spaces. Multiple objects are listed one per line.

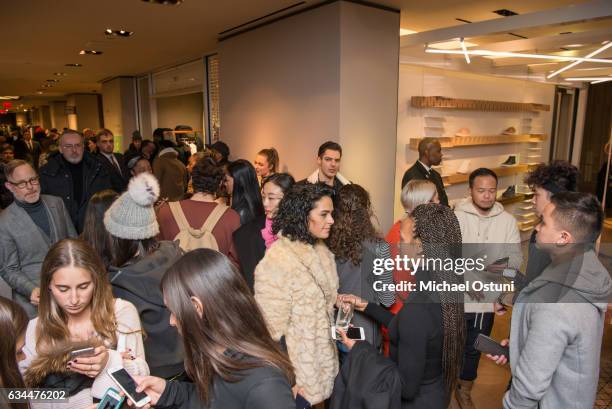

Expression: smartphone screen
xmin=97 ymin=393 xmax=121 ymax=409
xmin=346 ymin=327 xmax=364 ymax=340
xmin=110 ymin=368 xmax=148 ymax=403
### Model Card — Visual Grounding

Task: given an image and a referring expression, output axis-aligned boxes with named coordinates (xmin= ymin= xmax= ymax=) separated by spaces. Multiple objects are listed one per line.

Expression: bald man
xmin=401 ymin=137 xmax=448 ymax=206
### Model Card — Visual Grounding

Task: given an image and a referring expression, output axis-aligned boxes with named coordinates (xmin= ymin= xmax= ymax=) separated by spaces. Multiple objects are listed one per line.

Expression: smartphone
xmin=96 ymin=387 xmax=124 ymax=409
xmin=70 ymin=346 xmax=96 ymax=359
xmin=330 ymin=326 xmax=365 ymax=341
xmin=473 ymin=334 xmax=509 ymax=359
xmin=295 ymin=394 xmax=312 ymax=409
xmin=493 ymin=256 xmax=509 ymax=265
xmin=107 ymin=367 xmax=151 ymax=408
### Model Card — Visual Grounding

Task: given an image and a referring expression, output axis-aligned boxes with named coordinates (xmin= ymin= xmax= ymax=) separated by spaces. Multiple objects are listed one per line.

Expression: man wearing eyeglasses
xmin=0 ymin=160 xmax=77 ymax=317
xmin=39 ymin=129 xmax=113 ymax=232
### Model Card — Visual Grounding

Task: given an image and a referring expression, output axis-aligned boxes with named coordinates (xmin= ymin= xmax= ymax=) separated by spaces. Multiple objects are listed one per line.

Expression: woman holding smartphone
xmin=19 ymin=239 xmax=148 ymax=409
xmin=130 ymin=248 xmax=296 ymax=409
xmin=0 ymin=296 xmax=29 ymax=409
xmin=337 ymin=204 xmax=465 ymax=409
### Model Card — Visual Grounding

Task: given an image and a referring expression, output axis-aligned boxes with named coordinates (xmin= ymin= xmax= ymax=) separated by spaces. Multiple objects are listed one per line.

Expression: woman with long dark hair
xmin=338 ymin=203 xmax=465 ymax=408
xmin=254 ymin=183 xmax=338 ymax=405
xmin=233 ymin=173 xmax=295 ymax=290
xmin=0 ymin=296 xmax=29 ymax=409
xmin=130 ymin=249 xmax=296 ymax=409
xmin=80 ymin=189 xmax=118 ymax=269
xmin=19 ymin=239 xmax=148 ymax=409
xmin=327 ymin=184 xmax=395 ymax=348
xmin=225 ymin=159 xmax=264 ymax=225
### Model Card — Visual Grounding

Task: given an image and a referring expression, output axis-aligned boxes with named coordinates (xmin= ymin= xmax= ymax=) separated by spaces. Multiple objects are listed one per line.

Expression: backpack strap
xmin=168 ymin=201 xmax=191 ymax=231
xmin=202 ymin=204 xmax=228 ymax=232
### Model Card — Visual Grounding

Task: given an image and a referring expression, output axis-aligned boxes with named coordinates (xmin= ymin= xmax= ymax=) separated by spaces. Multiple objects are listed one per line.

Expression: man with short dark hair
xmin=95 ymin=128 xmax=129 ymax=191
xmin=14 ymin=128 xmax=41 ymax=169
xmin=401 ymin=137 xmax=448 ymax=206
xmin=489 ymin=192 xmax=611 ymax=409
xmin=454 ymin=167 xmax=522 ymax=408
xmin=0 ymin=160 xmax=76 ymax=317
xmin=39 ymin=130 xmax=113 ymax=232
xmin=303 ymin=141 xmax=350 ymax=191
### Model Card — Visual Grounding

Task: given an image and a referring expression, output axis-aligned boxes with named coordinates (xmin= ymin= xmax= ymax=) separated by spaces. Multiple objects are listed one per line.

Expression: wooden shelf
xmin=411 ymin=96 xmax=550 ymax=112
xmin=443 ymin=164 xmax=535 ymax=187
xmin=498 ymin=191 xmax=534 ymax=206
xmin=409 ymin=134 xmax=547 ymax=150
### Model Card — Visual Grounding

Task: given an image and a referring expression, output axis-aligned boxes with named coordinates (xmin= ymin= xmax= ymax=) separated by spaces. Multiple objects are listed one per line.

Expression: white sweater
xmin=20 ymin=298 xmax=149 ymax=409
xmin=454 ymin=198 xmax=523 ymax=313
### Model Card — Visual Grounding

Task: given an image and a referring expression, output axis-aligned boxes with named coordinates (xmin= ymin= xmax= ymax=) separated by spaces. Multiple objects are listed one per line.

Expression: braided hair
xmin=411 ymin=203 xmax=465 ymax=393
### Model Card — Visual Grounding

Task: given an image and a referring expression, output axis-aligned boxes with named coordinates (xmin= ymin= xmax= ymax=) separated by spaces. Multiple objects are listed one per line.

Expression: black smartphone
xmin=474 ymin=334 xmax=509 ymax=359
xmin=493 ymin=256 xmax=509 ymax=265
xmin=108 ymin=367 xmax=151 ymax=407
xmin=295 ymin=394 xmax=312 ymax=409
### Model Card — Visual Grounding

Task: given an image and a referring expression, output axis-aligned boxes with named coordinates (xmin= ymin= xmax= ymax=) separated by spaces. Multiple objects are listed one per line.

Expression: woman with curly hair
xmin=327 ymin=184 xmax=395 ymax=348
xmin=337 ymin=203 xmax=465 ymax=409
xmin=254 ymin=183 xmax=338 ymax=405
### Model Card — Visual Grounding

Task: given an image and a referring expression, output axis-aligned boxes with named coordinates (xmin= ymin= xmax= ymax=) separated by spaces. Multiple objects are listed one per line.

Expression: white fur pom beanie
xmin=104 ymin=172 xmax=160 ymax=240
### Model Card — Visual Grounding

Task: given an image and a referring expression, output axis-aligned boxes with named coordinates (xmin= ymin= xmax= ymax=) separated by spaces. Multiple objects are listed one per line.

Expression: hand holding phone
xmin=96 ymin=387 xmax=124 ymax=409
xmin=475 ymin=334 xmax=509 ymax=361
xmin=70 ymin=346 xmax=96 ymax=360
xmin=108 ymin=367 xmax=152 ymax=408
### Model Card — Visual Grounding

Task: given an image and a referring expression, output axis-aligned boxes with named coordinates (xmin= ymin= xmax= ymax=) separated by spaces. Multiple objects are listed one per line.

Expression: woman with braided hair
xmin=337 ymin=203 xmax=465 ymax=408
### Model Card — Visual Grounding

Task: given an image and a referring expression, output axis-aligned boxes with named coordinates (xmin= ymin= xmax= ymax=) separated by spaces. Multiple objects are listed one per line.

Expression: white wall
xmin=394 ymin=64 xmax=555 ymax=220
xmin=219 ymin=1 xmax=400 ymax=230
xmin=66 ymin=94 xmax=102 ymax=132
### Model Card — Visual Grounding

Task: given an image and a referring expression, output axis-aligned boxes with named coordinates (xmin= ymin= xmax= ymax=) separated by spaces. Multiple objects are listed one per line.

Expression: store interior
xmin=1 ymin=1 xmax=611 ymax=407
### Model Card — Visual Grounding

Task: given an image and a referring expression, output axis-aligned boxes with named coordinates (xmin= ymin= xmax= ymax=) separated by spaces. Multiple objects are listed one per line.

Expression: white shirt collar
xmin=418 ymin=160 xmax=431 ymax=173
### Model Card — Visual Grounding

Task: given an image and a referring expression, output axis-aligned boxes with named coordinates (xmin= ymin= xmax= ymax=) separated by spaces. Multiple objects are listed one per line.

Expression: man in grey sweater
xmin=489 ymin=192 xmax=611 ymax=409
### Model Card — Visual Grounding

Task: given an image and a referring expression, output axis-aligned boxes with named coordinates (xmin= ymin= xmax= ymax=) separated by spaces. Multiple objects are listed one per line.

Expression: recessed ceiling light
xmin=53 ymin=72 xmax=67 ymax=76
xmin=79 ymin=50 xmax=103 ymax=55
xmin=0 ymin=96 xmax=20 ymax=100
xmin=493 ymin=9 xmax=518 ymax=17
xmin=104 ymin=28 xmax=134 ymax=37
xmin=36 ymin=91 xmax=43 ymax=95
xmin=46 ymin=79 xmax=60 ymax=83
xmin=65 ymin=63 xmax=83 ymax=67
xmin=564 ymin=44 xmax=584 ymax=48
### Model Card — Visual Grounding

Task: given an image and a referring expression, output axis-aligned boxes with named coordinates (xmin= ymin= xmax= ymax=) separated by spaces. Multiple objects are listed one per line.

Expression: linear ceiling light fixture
xmin=547 ymin=41 xmax=612 ymax=79
xmin=460 ymin=38 xmax=471 ymax=64
xmin=591 ymin=78 xmax=612 ymax=84
xmin=425 ymin=48 xmax=612 ymax=64
xmin=565 ymin=77 xmax=612 ymax=82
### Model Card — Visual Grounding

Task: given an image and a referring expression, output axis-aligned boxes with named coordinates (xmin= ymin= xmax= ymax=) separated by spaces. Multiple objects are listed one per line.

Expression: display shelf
xmin=443 ymin=164 xmax=534 ymax=186
xmin=409 ymin=134 xmax=547 ymax=150
xmin=498 ymin=191 xmax=534 ymax=206
xmin=519 ymin=219 xmax=539 ymax=232
xmin=411 ymin=96 xmax=550 ymax=112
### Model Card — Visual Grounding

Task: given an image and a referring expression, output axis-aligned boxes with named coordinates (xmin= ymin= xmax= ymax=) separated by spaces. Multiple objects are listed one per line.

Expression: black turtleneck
xmin=16 ymin=198 xmax=51 ymax=238
xmin=62 ymin=156 xmax=84 ymax=205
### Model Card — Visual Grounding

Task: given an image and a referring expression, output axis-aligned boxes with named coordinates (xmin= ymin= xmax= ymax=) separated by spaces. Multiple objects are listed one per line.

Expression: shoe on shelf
xmin=455 ymin=127 xmax=470 ymax=137
xmin=502 ymin=185 xmax=516 ymax=198
xmin=501 ymin=155 xmax=517 ymax=166
xmin=457 ymin=160 xmax=471 ymax=175
xmin=502 ymin=126 xmax=516 ymax=135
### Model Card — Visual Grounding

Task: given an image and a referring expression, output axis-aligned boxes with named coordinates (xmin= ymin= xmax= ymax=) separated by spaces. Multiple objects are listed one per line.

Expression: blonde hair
xmin=36 ymin=239 xmax=117 ymax=352
xmin=401 ymin=180 xmax=437 ymax=214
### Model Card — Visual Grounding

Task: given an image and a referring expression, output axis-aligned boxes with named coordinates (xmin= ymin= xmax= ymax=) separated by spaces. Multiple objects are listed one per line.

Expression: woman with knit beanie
xmin=337 ymin=203 xmax=465 ymax=409
xmin=103 ymin=172 xmax=184 ymax=379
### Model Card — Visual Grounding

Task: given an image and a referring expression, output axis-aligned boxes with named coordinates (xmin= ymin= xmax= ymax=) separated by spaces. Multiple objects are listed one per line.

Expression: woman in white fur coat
xmin=254 ymin=183 xmax=338 ymax=405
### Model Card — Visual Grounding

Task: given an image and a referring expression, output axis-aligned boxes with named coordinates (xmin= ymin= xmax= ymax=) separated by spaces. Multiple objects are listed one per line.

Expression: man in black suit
xmin=401 ymin=137 xmax=448 ymax=206
xmin=14 ymin=129 xmax=41 ymax=169
xmin=95 ymin=128 xmax=129 ymax=192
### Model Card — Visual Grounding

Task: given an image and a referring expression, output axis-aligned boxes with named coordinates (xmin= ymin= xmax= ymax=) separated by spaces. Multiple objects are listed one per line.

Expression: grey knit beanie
xmin=104 ymin=172 xmax=160 ymax=240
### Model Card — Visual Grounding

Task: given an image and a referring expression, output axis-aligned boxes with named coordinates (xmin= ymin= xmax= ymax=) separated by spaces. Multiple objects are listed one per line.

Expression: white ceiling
xmin=2 ymin=0 xmax=611 ymax=104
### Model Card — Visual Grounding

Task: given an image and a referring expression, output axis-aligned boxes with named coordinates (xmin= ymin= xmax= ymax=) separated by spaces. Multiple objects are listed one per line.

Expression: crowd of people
xmin=0 ymin=127 xmax=610 ymax=409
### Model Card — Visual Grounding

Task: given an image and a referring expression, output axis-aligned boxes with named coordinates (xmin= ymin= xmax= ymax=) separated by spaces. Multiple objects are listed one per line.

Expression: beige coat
xmin=254 ymin=235 xmax=339 ymax=404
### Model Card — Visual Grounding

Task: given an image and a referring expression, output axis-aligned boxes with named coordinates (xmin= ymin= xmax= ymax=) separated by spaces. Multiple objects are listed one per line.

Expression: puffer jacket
xmin=254 ymin=235 xmax=339 ymax=404
xmin=454 ymin=198 xmax=523 ymax=313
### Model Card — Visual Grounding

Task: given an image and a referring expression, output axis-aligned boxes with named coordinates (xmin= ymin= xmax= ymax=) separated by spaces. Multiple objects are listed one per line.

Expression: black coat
xmin=96 ymin=151 xmax=130 ymax=192
xmin=331 ymin=341 xmax=402 ymax=409
xmin=233 ymin=215 xmax=266 ymax=291
xmin=39 ymin=151 xmax=113 ymax=232
xmin=400 ymin=161 xmax=449 ymax=207
xmin=14 ymin=138 xmax=41 ymax=169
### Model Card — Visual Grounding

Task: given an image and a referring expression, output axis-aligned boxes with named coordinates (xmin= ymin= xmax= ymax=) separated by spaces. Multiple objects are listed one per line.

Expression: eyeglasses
xmin=62 ymin=143 xmax=83 ymax=151
xmin=9 ymin=176 xmax=40 ymax=189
